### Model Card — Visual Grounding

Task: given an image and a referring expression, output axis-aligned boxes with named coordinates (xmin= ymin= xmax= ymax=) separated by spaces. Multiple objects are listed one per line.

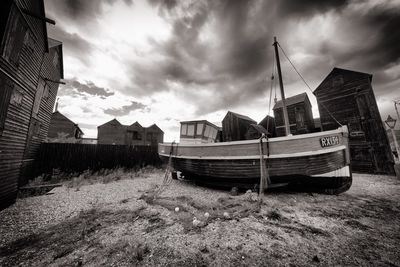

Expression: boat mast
xmin=273 ymin=37 xmax=290 ymax=136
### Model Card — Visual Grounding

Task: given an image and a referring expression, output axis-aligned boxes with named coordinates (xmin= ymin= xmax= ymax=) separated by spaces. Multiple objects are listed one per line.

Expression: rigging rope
xmin=258 ymin=134 xmax=270 ymax=205
xmin=152 ymin=141 xmax=176 ymax=199
xmin=277 ymin=43 xmax=343 ymax=127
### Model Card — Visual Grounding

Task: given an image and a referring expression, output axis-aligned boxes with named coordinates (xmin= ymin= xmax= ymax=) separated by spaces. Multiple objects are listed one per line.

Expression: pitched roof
xmin=52 ymin=111 xmax=84 ymax=135
xmin=314 ymin=67 xmax=372 ymax=93
xmin=273 ymin=92 xmax=308 ymax=110
xmin=259 ymin=115 xmax=275 ymax=126
xmin=130 ymin=121 xmax=142 ymax=127
xmin=225 ymin=111 xmax=256 ymax=123
xmin=98 ymin=118 xmax=122 ymax=128
xmin=146 ymin=124 xmax=164 ymax=133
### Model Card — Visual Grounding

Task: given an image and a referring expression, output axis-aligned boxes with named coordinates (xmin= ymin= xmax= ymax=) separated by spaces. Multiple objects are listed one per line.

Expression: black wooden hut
xmin=258 ymin=115 xmax=277 ymax=137
xmin=0 ymin=0 xmax=62 ymax=209
xmin=144 ymin=124 xmax=164 ymax=146
xmin=47 ymin=111 xmax=84 ymax=140
xmin=97 ymin=119 xmax=126 ymax=145
xmin=314 ymin=67 xmax=394 ymax=174
xmin=273 ymin=93 xmax=315 ymax=137
xmin=222 ymin=111 xmax=256 ymax=141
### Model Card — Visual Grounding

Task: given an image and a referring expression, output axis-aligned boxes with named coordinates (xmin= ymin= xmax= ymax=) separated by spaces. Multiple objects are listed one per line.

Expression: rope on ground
xmin=258 ymin=134 xmax=270 ymax=207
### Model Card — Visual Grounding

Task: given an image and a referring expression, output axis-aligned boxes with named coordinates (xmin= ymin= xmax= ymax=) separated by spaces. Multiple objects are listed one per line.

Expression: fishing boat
xmin=158 ymin=37 xmax=352 ymax=194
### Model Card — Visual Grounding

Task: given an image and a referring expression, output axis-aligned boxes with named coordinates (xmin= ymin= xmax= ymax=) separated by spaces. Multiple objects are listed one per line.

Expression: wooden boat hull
xmin=158 ymin=127 xmax=352 ymax=193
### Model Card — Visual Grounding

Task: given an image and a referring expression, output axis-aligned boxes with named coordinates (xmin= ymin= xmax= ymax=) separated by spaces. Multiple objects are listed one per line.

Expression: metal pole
xmin=273 ymin=37 xmax=290 ymax=136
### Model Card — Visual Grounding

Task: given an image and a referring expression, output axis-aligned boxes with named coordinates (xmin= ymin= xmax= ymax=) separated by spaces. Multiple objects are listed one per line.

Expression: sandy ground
xmin=0 ymin=169 xmax=399 ymax=266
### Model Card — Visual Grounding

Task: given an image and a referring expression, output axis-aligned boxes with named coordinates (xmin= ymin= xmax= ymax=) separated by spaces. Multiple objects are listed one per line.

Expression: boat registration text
xmin=320 ymin=136 xmax=339 ymax=148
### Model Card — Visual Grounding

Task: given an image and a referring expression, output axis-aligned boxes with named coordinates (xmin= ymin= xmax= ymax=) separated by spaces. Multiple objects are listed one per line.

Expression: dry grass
xmin=1 ymin=169 xmax=399 ymax=266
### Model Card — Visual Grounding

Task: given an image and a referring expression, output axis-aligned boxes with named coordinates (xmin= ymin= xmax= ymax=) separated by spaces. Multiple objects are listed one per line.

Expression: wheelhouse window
xmin=187 ymin=124 xmax=195 ymax=136
xmin=180 ymin=120 xmax=220 ymax=143
xmin=196 ymin=123 xmax=204 ymax=135
xmin=181 ymin=124 xmax=187 ymax=135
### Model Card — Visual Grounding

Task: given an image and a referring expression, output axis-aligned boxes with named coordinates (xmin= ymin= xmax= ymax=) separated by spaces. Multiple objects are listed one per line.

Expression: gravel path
xmin=1 ymin=170 xmax=399 ymax=266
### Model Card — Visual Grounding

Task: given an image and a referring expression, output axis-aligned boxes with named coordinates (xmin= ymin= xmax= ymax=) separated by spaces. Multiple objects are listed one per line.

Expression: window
xmin=181 ymin=124 xmax=187 ymax=135
xmin=204 ymin=125 xmax=211 ymax=138
xmin=147 ymin=132 xmax=157 ymax=144
xmin=196 ymin=123 xmax=204 ymax=135
xmin=295 ymin=109 xmax=305 ymax=129
xmin=10 ymin=86 xmax=23 ymax=107
xmin=23 ymin=31 xmax=34 ymax=53
xmin=2 ymin=5 xmax=28 ymax=67
xmin=0 ymin=0 xmax=13 ymax=43
xmin=132 ymin=131 xmax=142 ymax=140
xmin=0 ymin=74 xmax=13 ymax=135
xmin=32 ymin=79 xmax=45 ymax=118
xmin=187 ymin=124 xmax=195 ymax=136
xmin=210 ymin=127 xmax=218 ymax=139
xmin=52 ymin=50 xmax=59 ymax=69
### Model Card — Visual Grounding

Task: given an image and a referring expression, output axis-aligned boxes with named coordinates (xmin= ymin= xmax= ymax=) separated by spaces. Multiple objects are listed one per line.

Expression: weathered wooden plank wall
xmin=315 ymin=68 xmax=394 ymax=174
xmin=32 ymin=143 xmax=162 ymax=176
xmin=20 ymin=41 xmax=63 ymax=185
xmin=222 ymin=111 xmax=256 ymax=141
xmin=0 ymin=0 xmax=48 ymax=209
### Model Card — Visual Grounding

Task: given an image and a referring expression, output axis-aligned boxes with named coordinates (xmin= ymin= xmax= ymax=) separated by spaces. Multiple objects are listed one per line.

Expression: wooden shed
xmin=47 ymin=111 xmax=84 ymax=140
xmin=144 ymin=124 xmax=164 ymax=146
xmin=126 ymin=121 xmax=144 ymax=146
xmin=97 ymin=119 xmax=164 ymax=146
xmin=314 ymin=67 xmax=394 ymax=174
xmin=97 ymin=119 xmax=126 ymax=145
xmin=273 ymin=93 xmax=315 ymax=136
xmin=258 ymin=115 xmax=277 ymax=137
xmin=222 ymin=111 xmax=256 ymax=141
xmin=0 ymin=0 xmax=57 ymax=209
xmin=245 ymin=124 xmax=270 ymax=140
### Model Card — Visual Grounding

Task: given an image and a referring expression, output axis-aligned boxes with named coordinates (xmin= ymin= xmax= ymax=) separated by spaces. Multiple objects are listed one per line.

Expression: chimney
xmin=54 ymin=98 xmax=59 ymax=112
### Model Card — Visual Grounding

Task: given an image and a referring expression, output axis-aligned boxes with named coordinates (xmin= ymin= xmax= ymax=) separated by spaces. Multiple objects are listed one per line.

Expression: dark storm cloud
xmin=353 ymin=6 xmax=400 ymax=69
xmin=47 ymin=0 xmax=399 ymax=118
xmin=127 ymin=0 xmax=280 ymax=113
xmin=45 ymin=0 xmax=133 ymax=22
xmin=104 ymin=101 xmax=147 ymax=116
xmin=59 ymin=79 xmax=114 ymax=97
xmin=277 ymin=0 xmax=350 ymax=17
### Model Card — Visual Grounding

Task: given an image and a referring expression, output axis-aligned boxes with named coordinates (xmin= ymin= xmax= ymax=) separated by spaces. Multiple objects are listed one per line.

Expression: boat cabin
xmin=180 ymin=120 xmax=220 ymax=144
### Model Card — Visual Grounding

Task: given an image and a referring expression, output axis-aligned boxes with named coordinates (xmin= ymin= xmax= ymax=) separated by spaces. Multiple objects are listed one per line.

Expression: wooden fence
xmin=32 ymin=143 xmax=162 ymax=176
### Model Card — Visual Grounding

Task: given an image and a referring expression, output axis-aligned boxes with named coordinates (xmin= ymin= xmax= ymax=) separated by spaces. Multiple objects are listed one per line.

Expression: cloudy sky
xmin=44 ymin=0 xmax=400 ymax=140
